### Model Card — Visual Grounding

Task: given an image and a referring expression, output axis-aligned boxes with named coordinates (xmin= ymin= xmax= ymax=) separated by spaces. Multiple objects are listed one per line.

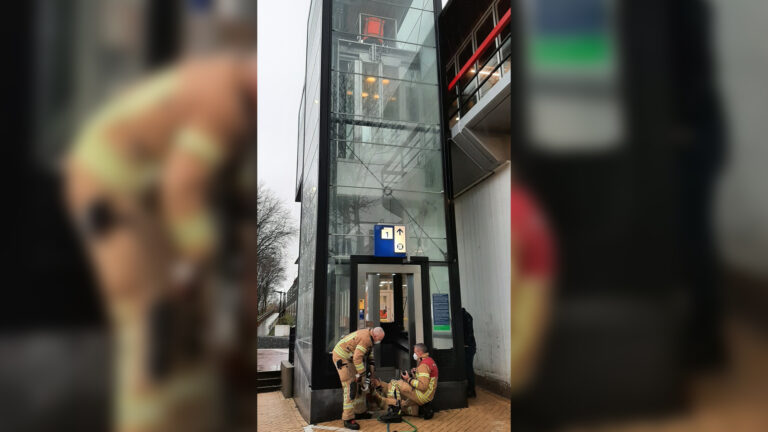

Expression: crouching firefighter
xmin=373 ymin=343 xmax=438 ymax=422
xmin=331 ymin=327 xmax=385 ymax=430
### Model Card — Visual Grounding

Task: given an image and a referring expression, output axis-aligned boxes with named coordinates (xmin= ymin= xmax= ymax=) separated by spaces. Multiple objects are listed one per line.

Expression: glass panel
xmin=332 ymin=36 xmax=439 ymax=85
xmin=477 ymin=56 xmax=501 ymax=98
xmin=328 ymin=186 xmax=448 ymax=260
xmin=445 ymin=61 xmax=455 ymax=82
xmin=332 ymin=71 xmax=440 ymax=125
xmin=458 ymin=40 xmax=473 ymax=68
xmin=295 ymin=0 xmax=323 ymax=396
xmin=326 ymin=0 xmax=451 ymax=358
xmin=325 ymin=260 xmax=350 ymax=351
xmin=330 ymin=142 xmax=444 ymax=192
xmin=460 ymin=93 xmax=477 ymax=116
xmin=497 ymin=0 xmax=511 ymax=42
xmin=448 ymin=113 xmax=459 ymax=129
xmin=475 ymin=12 xmax=496 ymax=68
xmin=331 ymin=121 xmax=441 ymax=147
xmin=332 ymin=0 xmax=436 ymax=47
xmin=428 ymin=265 xmax=453 ymax=349
xmin=459 ymin=68 xmax=477 ymax=97
xmin=296 ymin=90 xmax=306 ymax=195
xmin=478 ymin=66 xmax=501 ymax=98
xmin=379 ymin=275 xmax=395 ymax=323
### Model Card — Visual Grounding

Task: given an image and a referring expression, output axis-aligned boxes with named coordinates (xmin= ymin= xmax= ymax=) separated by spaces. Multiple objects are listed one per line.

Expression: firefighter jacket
xmin=408 ymin=354 xmax=438 ymax=404
xmin=333 ymin=329 xmax=375 ymax=375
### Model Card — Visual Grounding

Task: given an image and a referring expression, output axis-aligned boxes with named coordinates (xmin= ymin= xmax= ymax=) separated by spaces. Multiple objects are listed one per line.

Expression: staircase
xmin=256 ymin=370 xmax=282 ymax=393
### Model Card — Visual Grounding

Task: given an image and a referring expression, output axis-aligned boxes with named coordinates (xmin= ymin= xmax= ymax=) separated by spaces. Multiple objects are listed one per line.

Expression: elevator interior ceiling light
xmin=362 ymin=92 xmax=369 ymax=98
xmin=314 ymin=99 xmax=319 ymax=104
xmin=366 ymin=76 xmax=376 ymax=83
xmin=373 ymin=94 xmax=380 ymax=99
xmin=390 ymin=97 xmax=397 ymax=101
xmin=382 ymin=79 xmax=390 ymax=85
xmin=346 ymin=90 xmax=353 ymax=95
xmin=377 ymin=273 xmax=381 ymax=275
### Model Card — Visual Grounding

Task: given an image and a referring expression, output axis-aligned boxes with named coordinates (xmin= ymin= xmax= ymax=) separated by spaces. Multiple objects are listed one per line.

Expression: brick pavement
xmin=257 ymin=391 xmax=308 ymax=432
xmin=257 ymin=387 xmax=510 ymax=432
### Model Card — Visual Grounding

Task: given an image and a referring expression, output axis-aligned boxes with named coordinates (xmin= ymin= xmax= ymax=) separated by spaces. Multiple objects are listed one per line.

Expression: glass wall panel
xmin=332 ymin=37 xmax=438 ymax=85
xmin=331 ymin=72 xmax=440 ymax=124
xmin=296 ymin=0 xmax=323 ymax=397
xmin=325 ymin=259 xmax=351 ymax=352
xmin=296 ymin=89 xmax=306 ymax=195
xmin=325 ymin=0 xmax=448 ymax=350
xmin=428 ymin=265 xmax=454 ymax=349
xmin=330 ymin=142 xmax=444 ymax=192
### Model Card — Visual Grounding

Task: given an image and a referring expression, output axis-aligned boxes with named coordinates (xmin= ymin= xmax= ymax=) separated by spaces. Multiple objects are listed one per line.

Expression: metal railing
xmin=445 ymin=7 xmax=512 ymax=129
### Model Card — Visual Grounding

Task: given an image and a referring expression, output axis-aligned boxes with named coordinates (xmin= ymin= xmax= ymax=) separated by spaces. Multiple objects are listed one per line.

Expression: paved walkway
xmin=257 ymin=387 xmax=510 ymax=432
xmin=257 ymin=391 xmax=308 ymax=431
xmin=257 ymin=319 xmax=768 ymax=431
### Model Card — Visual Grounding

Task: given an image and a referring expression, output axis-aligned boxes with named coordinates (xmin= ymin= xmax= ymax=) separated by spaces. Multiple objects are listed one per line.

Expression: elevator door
xmin=354 ymin=264 xmax=425 ymax=378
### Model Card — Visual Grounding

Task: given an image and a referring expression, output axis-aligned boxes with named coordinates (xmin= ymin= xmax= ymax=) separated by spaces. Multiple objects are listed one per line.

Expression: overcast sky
xmin=256 ymin=0 xmax=448 ymax=294
xmin=257 ymin=0 xmax=312 ymax=294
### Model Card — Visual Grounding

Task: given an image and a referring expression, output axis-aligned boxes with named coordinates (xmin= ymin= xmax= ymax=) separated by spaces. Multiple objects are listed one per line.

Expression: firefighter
xmin=509 ymin=183 xmax=556 ymax=394
xmin=331 ymin=327 xmax=385 ymax=430
xmin=64 ymin=52 xmax=257 ymax=432
xmin=373 ymin=343 xmax=438 ymax=421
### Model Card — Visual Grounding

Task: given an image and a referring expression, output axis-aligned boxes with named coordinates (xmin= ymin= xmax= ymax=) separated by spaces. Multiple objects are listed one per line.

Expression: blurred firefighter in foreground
xmin=63 ymin=53 xmax=257 ymax=432
xmin=371 ymin=343 xmax=438 ymax=422
xmin=509 ymin=182 xmax=557 ymax=393
xmin=331 ymin=327 xmax=385 ymax=430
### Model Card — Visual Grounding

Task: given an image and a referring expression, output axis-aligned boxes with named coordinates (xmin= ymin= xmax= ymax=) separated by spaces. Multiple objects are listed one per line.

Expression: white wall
xmin=711 ymin=0 xmax=768 ymax=277
xmin=455 ymin=164 xmax=511 ymax=386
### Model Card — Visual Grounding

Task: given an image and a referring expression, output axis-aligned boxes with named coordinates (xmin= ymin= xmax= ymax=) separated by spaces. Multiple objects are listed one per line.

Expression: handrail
xmin=447 ymin=33 xmax=511 ymax=120
xmin=448 ymin=8 xmax=511 ymax=92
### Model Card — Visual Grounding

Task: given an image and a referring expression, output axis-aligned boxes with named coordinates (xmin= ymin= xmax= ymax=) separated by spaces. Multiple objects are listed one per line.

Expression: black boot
xmin=343 ymin=419 xmax=361 ymax=430
xmin=377 ymin=405 xmax=403 ymax=423
xmin=420 ymin=401 xmax=434 ymax=419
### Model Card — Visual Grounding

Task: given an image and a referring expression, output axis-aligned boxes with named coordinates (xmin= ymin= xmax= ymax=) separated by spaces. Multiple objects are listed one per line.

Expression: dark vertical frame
xmin=432 ymin=0 xmax=467 ymax=378
xmin=310 ymin=0 xmax=333 ymax=390
xmin=145 ymin=0 xmax=180 ymax=67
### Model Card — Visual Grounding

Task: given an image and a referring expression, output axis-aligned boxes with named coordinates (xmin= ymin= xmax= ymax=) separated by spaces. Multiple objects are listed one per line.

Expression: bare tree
xmin=256 ymin=184 xmax=296 ymax=315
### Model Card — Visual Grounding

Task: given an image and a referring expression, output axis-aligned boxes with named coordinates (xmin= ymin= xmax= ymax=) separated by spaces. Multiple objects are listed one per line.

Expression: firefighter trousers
xmin=331 ymin=354 xmax=367 ymax=420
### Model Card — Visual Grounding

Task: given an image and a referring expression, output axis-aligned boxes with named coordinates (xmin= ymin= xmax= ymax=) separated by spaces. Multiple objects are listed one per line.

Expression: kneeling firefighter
xmin=331 ymin=327 xmax=385 ymax=430
xmin=373 ymin=343 xmax=438 ymax=421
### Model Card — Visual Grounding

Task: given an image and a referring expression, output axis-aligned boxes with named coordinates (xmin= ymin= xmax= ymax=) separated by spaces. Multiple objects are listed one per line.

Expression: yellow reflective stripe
xmin=355 ymin=362 xmax=365 ymax=372
xmin=72 ymin=134 xmax=150 ymax=192
xmin=334 ymin=345 xmax=352 ymax=359
xmin=170 ymin=211 xmax=215 ymax=252
xmin=108 ymin=70 xmax=178 ymax=119
xmin=355 ymin=344 xmax=367 ymax=353
xmin=417 ymin=373 xmax=430 ymax=378
xmin=341 ymin=333 xmax=356 ymax=343
xmin=410 ymin=379 xmax=419 ymax=388
xmin=175 ymin=127 xmax=223 ymax=167
xmin=415 ymin=380 xmax=436 ymax=403
xmin=117 ymin=395 xmax=163 ymax=428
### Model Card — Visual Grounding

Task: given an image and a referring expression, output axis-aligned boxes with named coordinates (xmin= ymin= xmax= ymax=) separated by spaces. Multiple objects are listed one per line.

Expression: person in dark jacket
xmin=462 ymin=308 xmax=477 ymax=398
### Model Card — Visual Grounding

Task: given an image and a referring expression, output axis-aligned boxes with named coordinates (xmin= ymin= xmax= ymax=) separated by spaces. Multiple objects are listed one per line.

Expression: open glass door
xmin=353 ymin=263 xmax=427 ymax=379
